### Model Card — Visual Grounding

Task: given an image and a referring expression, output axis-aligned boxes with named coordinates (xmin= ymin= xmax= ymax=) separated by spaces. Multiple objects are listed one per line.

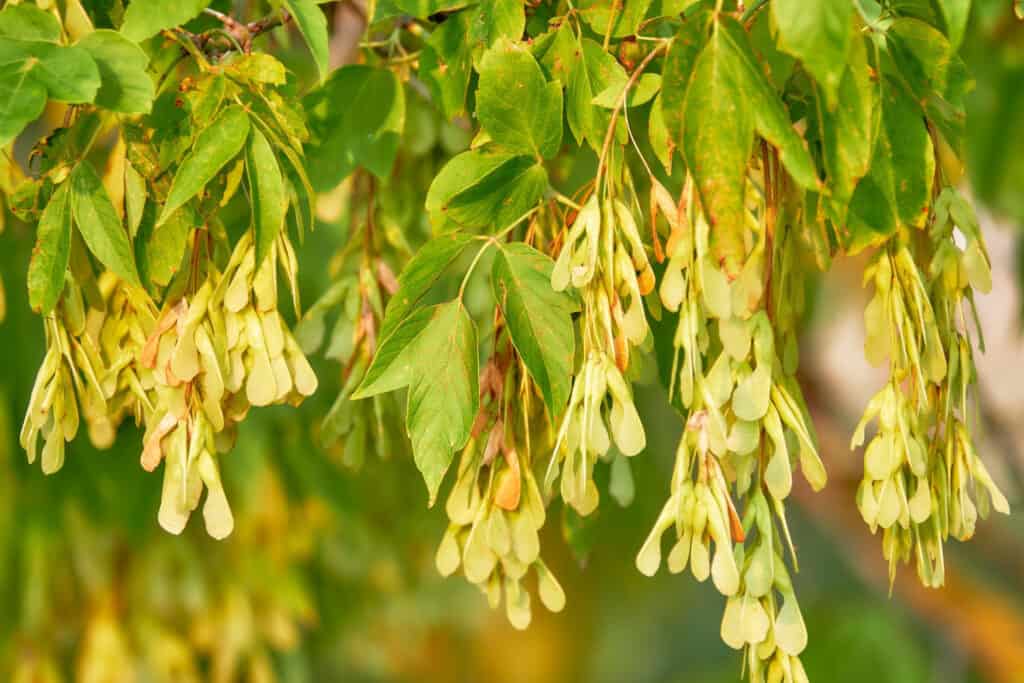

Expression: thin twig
xmin=595 ymin=41 xmax=668 ymax=188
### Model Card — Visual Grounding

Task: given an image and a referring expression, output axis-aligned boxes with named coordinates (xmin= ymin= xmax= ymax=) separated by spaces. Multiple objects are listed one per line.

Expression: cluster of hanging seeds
xmin=18 ymin=51 xmax=319 ymax=539
xmin=436 ymin=344 xmax=565 ymax=628
xmin=295 ymin=178 xmax=407 ymax=468
xmin=640 ymin=157 xmax=826 ymax=681
xmin=855 ymin=186 xmax=1008 ymax=586
xmin=546 ymin=168 xmax=652 ymax=515
xmin=140 ymin=232 xmax=316 ymax=538
xmin=20 ymin=272 xmax=144 ymax=474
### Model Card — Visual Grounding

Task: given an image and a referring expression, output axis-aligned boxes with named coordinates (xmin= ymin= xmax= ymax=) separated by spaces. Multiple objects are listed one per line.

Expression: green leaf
xmin=935 ymin=0 xmax=969 ymax=49
xmin=354 ymin=306 xmax=435 ymax=398
xmin=304 ymin=66 xmax=405 ymax=190
xmin=353 ymin=299 xmax=480 ymax=503
xmin=245 ymin=126 xmax=287 ymax=269
xmin=0 ymin=39 xmax=100 ymax=104
xmin=426 ymin=147 xmax=547 ymax=233
xmin=719 ymin=19 xmax=818 ymax=191
xmin=649 ymin=93 xmax=673 ymax=174
xmin=28 ymin=183 xmax=72 ymax=314
xmin=158 ymin=105 xmax=250 ymax=226
xmin=682 ymin=24 xmax=753 ymax=277
xmin=682 ymin=18 xmax=819 ymax=275
xmin=77 ymin=30 xmax=155 ymax=114
xmin=476 ymin=39 xmax=563 ymax=159
xmin=536 ymin=20 xmax=577 ymax=86
xmin=567 ymin=38 xmax=627 ymax=150
xmin=70 ymin=162 xmax=140 ymax=285
xmin=580 ymin=0 xmax=654 ymax=39
xmin=120 ymin=0 xmax=209 ymax=42
xmin=468 ymin=0 xmax=525 ymax=63
xmin=386 ymin=0 xmax=470 ymax=20
xmin=492 ymin=243 xmax=578 ymax=415
xmin=0 ymin=4 xmax=61 ymax=42
xmin=419 ymin=11 xmax=473 ymax=119
xmin=405 ymin=301 xmax=479 ymax=504
xmin=124 ymin=162 xmax=147 ymax=238
xmin=136 ymin=202 xmax=191 ymax=288
xmin=772 ymin=0 xmax=852 ymax=105
xmin=592 ymin=73 xmax=662 ymax=108
xmin=379 ymin=232 xmax=476 ymax=342
xmin=846 ymin=81 xmax=934 ymax=252
xmin=886 ymin=18 xmax=953 ymax=103
xmin=283 ymin=0 xmax=329 ymax=83
xmin=819 ymin=35 xmax=876 ymax=227
xmin=885 ymin=15 xmax=966 ymax=145
xmin=661 ymin=13 xmax=711 ymax=142
xmin=0 ymin=71 xmax=46 ymax=146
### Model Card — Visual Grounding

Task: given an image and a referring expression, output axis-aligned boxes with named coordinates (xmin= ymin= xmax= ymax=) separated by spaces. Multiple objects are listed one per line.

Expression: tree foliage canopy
xmin=0 ymin=0 xmax=1017 ymax=680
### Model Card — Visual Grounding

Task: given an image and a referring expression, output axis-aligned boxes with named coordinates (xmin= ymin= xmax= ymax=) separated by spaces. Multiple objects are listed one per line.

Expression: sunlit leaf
xmin=70 ymin=162 xmax=140 ymax=285
xmin=158 ymin=105 xmax=250 ymax=226
xmin=492 ymin=243 xmax=578 ymax=415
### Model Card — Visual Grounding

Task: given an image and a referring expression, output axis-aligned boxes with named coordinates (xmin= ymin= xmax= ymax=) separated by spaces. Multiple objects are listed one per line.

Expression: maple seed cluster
xmin=855 ymin=187 xmax=1008 ymax=586
xmin=141 ymin=232 xmax=317 ymax=538
xmin=23 ymin=230 xmax=317 ymax=541
xmin=547 ymin=192 xmax=651 ymax=514
xmin=436 ymin=353 xmax=566 ymax=628
xmin=639 ymin=170 xmax=825 ymax=682
xmin=22 ymin=272 xmax=156 ymax=474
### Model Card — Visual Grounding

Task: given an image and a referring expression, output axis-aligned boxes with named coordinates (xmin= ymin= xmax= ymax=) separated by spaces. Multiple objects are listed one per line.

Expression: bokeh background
xmin=0 ymin=1 xmax=1022 ymax=682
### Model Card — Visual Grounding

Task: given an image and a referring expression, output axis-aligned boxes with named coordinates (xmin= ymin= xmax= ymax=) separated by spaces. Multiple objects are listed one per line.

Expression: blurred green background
xmin=0 ymin=1 xmax=1022 ymax=682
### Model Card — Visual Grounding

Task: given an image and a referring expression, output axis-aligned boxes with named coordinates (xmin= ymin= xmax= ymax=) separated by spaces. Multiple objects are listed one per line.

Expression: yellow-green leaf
xmin=158 ymin=105 xmax=250 ymax=226
xmin=71 ymin=162 xmax=140 ymax=285
xmin=28 ymin=183 xmax=72 ymax=314
xmin=245 ymin=126 xmax=286 ymax=269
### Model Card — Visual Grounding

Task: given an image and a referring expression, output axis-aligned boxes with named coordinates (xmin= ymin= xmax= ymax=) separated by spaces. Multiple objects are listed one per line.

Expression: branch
xmin=199 ymin=7 xmax=292 ymax=54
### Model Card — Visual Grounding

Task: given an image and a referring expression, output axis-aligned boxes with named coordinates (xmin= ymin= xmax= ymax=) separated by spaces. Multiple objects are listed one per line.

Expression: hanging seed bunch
xmin=17 ymin=37 xmax=319 ymax=540
xmin=22 ymin=163 xmax=161 ymax=475
xmin=546 ymin=163 xmax=652 ymax=516
xmin=436 ymin=342 xmax=566 ymax=629
xmin=139 ymin=230 xmax=316 ymax=539
xmin=854 ymin=185 xmax=1008 ymax=586
xmin=83 ymin=272 xmax=161 ymax=448
xmin=640 ymin=151 xmax=825 ymax=681
xmin=295 ymin=173 xmax=412 ymax=469
xmin=20 ymin=270 xmax=126 ymax=475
